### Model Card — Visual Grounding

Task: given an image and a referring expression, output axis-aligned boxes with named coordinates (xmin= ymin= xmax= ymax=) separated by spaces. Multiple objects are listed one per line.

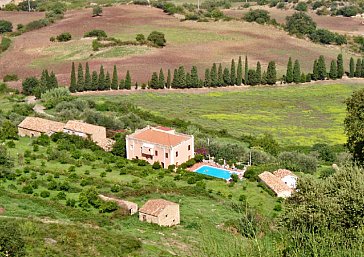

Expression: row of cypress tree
xmin=69 ymin=62 xmax=132 ymax=93
xmin=68 ymin=54 xmax=351 ymax=92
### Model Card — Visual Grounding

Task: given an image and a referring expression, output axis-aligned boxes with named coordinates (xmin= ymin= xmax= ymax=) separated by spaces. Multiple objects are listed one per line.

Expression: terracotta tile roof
xmin=130 ymin=127 xmax=191 ymax=147
xmin=258 ymin=171 xmax=292 ymax=195
xmin=139 ymin=199 xmax=178 ymax=216
xmin=18 ymin=117 xmax=65 ymax=133
xmin=156 ymin=126 xmax=174 ymax=131
xmin=64 ymin=120 xmax=106 ymax=135
xmin=273 ymin=169 xmax=297 ymax=179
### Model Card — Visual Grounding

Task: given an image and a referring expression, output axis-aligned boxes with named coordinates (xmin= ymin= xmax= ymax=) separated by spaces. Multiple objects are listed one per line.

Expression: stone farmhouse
xmin=98 ymin=195 xmax=138 ymax=215
xmin=126 ymin=126 xmax=194 ymax=168
xmin=18 ymin=117 xmax=115 ymax=151
xmin=258 ymin=170 xmax=297 ymax=198
xmin=139 ymin=199 xmax=180 ymax=227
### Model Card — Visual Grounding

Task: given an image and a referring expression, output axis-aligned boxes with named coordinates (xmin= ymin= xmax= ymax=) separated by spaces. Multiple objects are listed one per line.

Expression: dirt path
xmin=72 ymin=77 xmax=364 ymax=97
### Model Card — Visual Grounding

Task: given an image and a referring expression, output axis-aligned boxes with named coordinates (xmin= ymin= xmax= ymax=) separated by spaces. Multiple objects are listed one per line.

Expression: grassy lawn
xmin=84 ymin=83 xmax=364 ymax=146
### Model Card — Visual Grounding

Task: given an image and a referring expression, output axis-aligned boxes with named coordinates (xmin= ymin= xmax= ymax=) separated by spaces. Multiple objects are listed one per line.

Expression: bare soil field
xmin=0 ymin=10 xmax=44 ymax=25
xmin=224 ymin=6 xmax=364 ymax=35
xmin=0 ymin=5 xmax=353 ymax=86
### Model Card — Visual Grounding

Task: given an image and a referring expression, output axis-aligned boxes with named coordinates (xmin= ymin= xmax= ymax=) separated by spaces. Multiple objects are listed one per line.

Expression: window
xmin=176 ymin=151 xmax=179 ymax=157
xmin=155 ymin=150 xmax=158 ymax=156
xmin=188 ymin=145 xmax=191 ymax=150
xmin=165 ymin=214 xmax=168 ymax=217
xmin=165 ymin=153 xmax=169 ymax=158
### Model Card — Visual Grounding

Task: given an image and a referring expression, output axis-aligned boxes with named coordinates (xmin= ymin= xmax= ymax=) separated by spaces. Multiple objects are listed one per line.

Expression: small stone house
xmin=139 ymin=199 xmax=180 ymax=226
xmin=258 ymin=171 xmax=293 ymax=198
xmin=273 ymin=169 xmax=297 ymax=189
xmin=98 ymin=195 xmax=138 ymax=215
xmin=18 ymin=117 xmax=65 ymax=137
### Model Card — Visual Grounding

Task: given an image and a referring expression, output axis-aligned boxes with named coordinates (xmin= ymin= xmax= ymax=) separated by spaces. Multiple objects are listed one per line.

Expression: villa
xmin=258 ymin=171 xmax=297 ymax=198
xmin=273 ymin=169 xmax=298 ymax=189
xmin=18 ymin=117 xmax=115 ymax=151
xmin=139 ymin=199 xmax=180 ymax=227
xmin=126 ymin=126 xmax=194 ymax=168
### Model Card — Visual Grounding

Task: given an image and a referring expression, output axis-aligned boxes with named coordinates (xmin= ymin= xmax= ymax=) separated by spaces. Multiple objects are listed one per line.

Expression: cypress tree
xmin=218 ymin=63 xmax=223 ymax=87
xmin=361 ymin=59 xmax=364 ymax=78
xmin=312 ymin=59 xmax=318 ymax=81
xmin=355 ymin=58 xmax=362 ymax=77
xmin=135 ymin=82 xmax=138 ymax=90
xmin=166 ymin=69 xmax=171 ymax=88
xmin=248 ymin=69 xmax=258 ymax=86
xmin=261 ymin=71 xmax=267 ymax=85
xmin=286 ymin=57 xmax=293 ymax=83
xmin=91 ymin=71 xmax=98 ymax=90
xmin=105 ymin=71 xmax=111 ymax=90
xmin=191 ymin=66 xmax=199 ymax=88
xmin=293 ymin=60 xmax=301 ymax=84
xmin=329 ymin=60 xmax=337 ymax=80
xmin=204 ymin=68 xmax=211 ymax=87
xmin=158 ymin=68 xmax=165 ymax=89
xmin=256 ymin=61 xmax=262 ymax=84
xmin=111 ymin=65 xmax=118 ymax=90
xmin=85 ymin=62 xmax=92 ymax=91
xmin=150 ymin=72 xmax=159 ymax=89
xmin=172 ymin=69 xmax=178 ymax=88
xmin=230 ymin=59 xmax=236 ymax=85
xmin=70 ymin=62 xmax=77 ymax=92
xmin=186 ymin=72 xmax=192 ymax=88
xmin=119 ymin=79 xmax=125 ymax=90
xmin=349 ymin=57 xmax=355 ymax=78
xmin=244 ymin=55 xmax=248 ymax=84
xmin=337 ymin=54 xmax=344 ymax=79
xmin=266 ymin=61 xmax=277 ymax=85
xmin=210 ymin=63 xmax=218 ymax=87
xmin=40 ymin=69 xmax=49 ymax=89
xmin=49 ymin=72 xmax=58 ymax=89
xmin=125 ymin=70 xmax=132 ymax=90
xmin=77 ymin=63 xmax=84 ymax=92
xmin=236 ymin=56 xmax=243 ymax=86
xmin=177 ymin=66 xmax=186 ymax=88
xmin=98 ymin=65 xmax=105 ymax=90
xmin=317 ymin=55 xmax=326 ymax=80
xmin=300 ymin=73 xmax=306 ymax=83
xmin=223 ymin=67 xmax=230 ymax=86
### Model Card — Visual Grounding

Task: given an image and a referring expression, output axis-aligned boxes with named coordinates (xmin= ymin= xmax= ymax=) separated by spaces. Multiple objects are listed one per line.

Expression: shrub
xmin=147 ymin=31 xmax=166 ymax=47
xmin=278 ymin=151 xmax=317 ymax=173
xmin=25 ymin=19 xmax=50 ymax=32
xmin=66 ymin=198 xmax=76 ymax=207
xmin=92 ymin=6 xmax=103 ymax=17
xmin=92 ymin=39 xmax=101 ymax=51
xmin=3 ymin=74 xmax=18 ymax=82
xmin=336 ymin=6 xmax=360 ymax=17
xmin=56 ymin=32 xmax=72 ymax=42
xmin=22 ymin=76 xmax=39 ymax=96
xmin=40 ymin=190 xmax=50 ymax=198
xmin=99 ymin=201 xmax=118 ymax=213
xmin=50 ymin=36 xmax=56 ymax=42
xmin=0 ymin=20 xmax=12 ymax=33
xmin=57 ymin=191 xmax=67 ymax=200
xmin=0 ymin=37 xmax=11 ymax=53
xmin=152 ymin=161 xmax=162 ymax=169
xmin=84 ymin=29 xmax=107 ymax=38
xmin=136 ymin=33 xmax=145 ymax=42
xmin=295 ymin=2 xmax=308 ymax=11
xmin=231 ymin=173 xmax=239 ymax=182
xmin=22 ymin=184 xmax=33 ymax=194
xmin=286 ymin=12 xmax=317 ymax=36
xmin=0 ymin=221 xmax=25 ymax=257
xmin=134 ymin=0 xmax=149 ymax=5
xmin=244 ymin=9 xmax=270 ymax=24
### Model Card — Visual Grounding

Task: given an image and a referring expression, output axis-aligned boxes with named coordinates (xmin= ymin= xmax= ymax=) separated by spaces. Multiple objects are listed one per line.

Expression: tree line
xmin=22 ymin=69 xmax=58 ymax=97
xmin=67 ymin=53 xmax=353 ymax=92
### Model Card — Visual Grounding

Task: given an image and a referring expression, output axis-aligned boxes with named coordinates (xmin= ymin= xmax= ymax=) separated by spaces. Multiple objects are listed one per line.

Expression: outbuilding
xmin=139 ymin=199 xmax=180 ymax=226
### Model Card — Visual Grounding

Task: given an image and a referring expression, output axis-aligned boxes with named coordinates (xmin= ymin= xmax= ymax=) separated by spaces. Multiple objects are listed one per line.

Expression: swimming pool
xmin=194 ymin=165 xmax=232 ymax=180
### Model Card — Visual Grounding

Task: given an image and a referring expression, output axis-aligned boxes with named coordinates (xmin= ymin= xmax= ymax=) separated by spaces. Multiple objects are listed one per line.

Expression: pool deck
xmin=188 ymin=161 xmax=245 ymax=180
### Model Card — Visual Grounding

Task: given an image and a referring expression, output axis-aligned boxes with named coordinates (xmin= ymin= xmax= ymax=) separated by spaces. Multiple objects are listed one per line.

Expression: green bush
xmin=25 ymin=19 xmax=50 ymax=32
xmin=286 ymin=12 xmax=317 ymax=36
xmin=3 ymin=74 xmax=18 ymax=82
xmin=244 ymin=9 xmax=271 ymax=24
xmin=92 ymin=6 xmax=103 ymax=17
xmin=56 ymin=32 xmax=72 ymax=42
xmin=147 ymin=31 xmax=166 ymax=47
xmin=99 ymin=201 xmax=118 ymax=213
xmin=0 ymin=37 xmax=11 ymax=53
xmin=152 ymin=161 xmax=162 ymax=169
xmin=0 ymin=20 xmax=13 ymax=33
xmin=295 ymin=2 xmax=308 ymax=11
xmin=0 ymin=221 xmax=25 ymax=257
xmin=40 ymin=190 xmax=50 ymax=198
xmin=279 ymin=151 xmax=317 ymax=173
xmin=84 ymin=29 xmax=107 ymax=38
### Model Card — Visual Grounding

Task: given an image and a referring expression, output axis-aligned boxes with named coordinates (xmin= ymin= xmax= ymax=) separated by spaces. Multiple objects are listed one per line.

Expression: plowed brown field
xmin=0 ymin=5 xmax=353 ymax=87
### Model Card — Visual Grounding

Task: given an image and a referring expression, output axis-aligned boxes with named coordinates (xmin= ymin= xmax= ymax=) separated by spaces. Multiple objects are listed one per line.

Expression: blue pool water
xmin=194 ymin=165 xmax=232 ymax=180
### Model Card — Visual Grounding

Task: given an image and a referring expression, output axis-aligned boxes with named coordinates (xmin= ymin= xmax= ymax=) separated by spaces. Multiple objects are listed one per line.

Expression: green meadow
xmin=88 ymin=83 xmax=364 ymax=146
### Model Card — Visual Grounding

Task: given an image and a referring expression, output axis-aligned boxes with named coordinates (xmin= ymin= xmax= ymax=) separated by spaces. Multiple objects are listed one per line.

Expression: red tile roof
xmin=273 ymin=169 xmax=297 ymax=179
xmin=156 ymin=126 xmax=174 ymax=131
xmin=64 ymin=120 xmax=105 ymax=135
xmin=258 ymin=171 xmax=292 ymax=195
xmin=130 ymin=127 xmax=191 ymax=147
xmin=18 ymin=117 xmax=65 ymax=133
xmin=139 ymin=199 xmax=178 ymax=216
